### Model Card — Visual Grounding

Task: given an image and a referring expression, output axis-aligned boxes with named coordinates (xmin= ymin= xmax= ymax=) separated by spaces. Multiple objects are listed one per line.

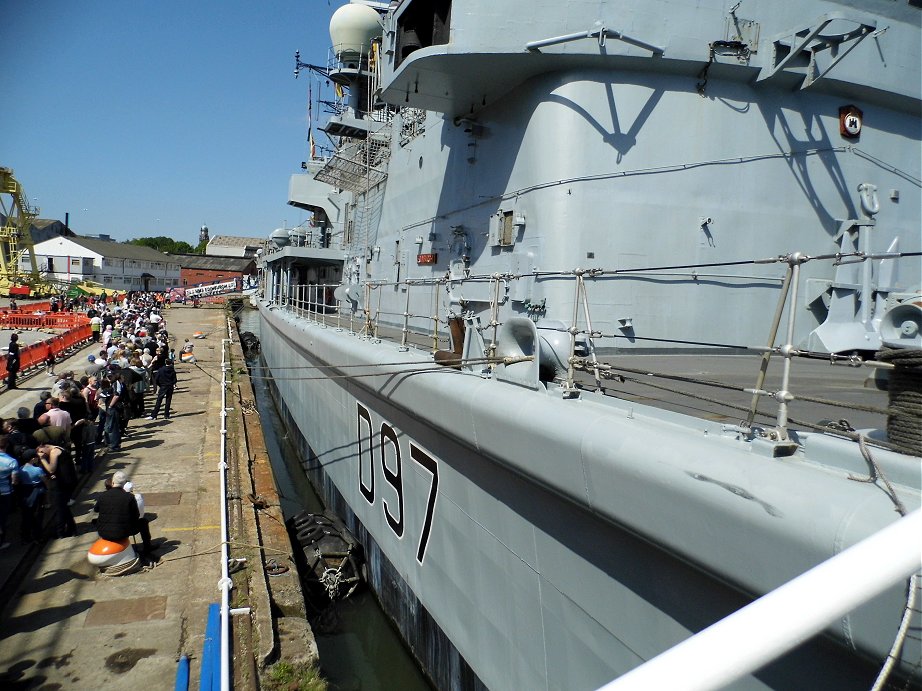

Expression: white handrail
xmin=219 ymin=331 xmax=233 ymax=691
xmin=601 ymin=508 xmax=922 ymax=691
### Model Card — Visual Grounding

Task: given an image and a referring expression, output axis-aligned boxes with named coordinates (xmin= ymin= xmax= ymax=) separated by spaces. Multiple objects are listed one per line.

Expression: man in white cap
xmin=85 ymin=354 xmax=106 ymax=378
xmin=94 ymin=470 xmax=153 ymax=555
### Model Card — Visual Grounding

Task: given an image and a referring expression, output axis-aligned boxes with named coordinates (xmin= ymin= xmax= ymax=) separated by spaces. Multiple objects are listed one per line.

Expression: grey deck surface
xmin=584 ymin=353 xmax=888 ymax=433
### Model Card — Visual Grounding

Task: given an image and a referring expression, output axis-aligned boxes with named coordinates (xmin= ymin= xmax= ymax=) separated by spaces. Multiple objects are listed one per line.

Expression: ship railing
xmin=271 ymin=247 xmax=920 ymax=456
xmin=600 ymin=508 xmax=922 ymax=691
xmin=398 ymin=108 xmax=427 ymax=147
xmin=287 ymin=283 xmax=340 ymax=328
xmin=529 ymin=250 xmax=916 ymax=453
xmin=285 ymin=228 xmax=332 ymax=250
xmin=326 ymin=40 xmax=396 ymax=125
xmin=314 ymin=133 xmax=392 ymax=193
xmin=260 ymin=226 xmax=345 ymax=255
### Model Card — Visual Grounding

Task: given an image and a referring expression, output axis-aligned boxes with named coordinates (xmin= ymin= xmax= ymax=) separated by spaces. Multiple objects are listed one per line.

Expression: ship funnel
xmin=879 ymin=299 xmax=922 ymax=349
xmin=330 ymin=3 xmax=383 ymax=64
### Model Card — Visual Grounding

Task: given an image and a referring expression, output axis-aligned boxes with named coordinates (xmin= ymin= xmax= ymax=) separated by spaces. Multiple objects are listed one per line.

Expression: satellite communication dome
xmin=270 ymin=228 xmax=291 ymax=247
xmin=330 ymin=3 xmax=383 ymax=62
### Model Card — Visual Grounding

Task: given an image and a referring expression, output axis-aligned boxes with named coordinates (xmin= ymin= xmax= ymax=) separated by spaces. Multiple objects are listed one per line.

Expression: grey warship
xmin=256 ymin=1 xmax=922 ymax=688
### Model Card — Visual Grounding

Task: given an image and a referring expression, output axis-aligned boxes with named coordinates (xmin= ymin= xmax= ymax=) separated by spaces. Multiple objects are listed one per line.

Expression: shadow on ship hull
xmin=265 ymin=373 xmax=890 ymax=691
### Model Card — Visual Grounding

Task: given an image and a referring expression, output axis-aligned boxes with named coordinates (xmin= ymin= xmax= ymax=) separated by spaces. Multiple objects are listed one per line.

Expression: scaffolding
xmin=314 ymin=131 xmax=392 ymax=193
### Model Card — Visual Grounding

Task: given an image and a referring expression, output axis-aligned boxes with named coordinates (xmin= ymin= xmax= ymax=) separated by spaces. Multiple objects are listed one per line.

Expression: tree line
xmin=127 ymin=236 xmax=207 ymax=255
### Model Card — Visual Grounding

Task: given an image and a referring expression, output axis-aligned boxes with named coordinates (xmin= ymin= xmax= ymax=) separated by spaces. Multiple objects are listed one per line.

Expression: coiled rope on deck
xmin=99 ymin=556 xmax=143 ymax=577
xmin=878 ymin=348 xmax=922 ymax=457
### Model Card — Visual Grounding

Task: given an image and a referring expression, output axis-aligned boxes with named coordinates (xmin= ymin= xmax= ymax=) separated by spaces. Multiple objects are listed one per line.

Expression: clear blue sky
xmin=2 ymin=0 xmax=339 ymax=246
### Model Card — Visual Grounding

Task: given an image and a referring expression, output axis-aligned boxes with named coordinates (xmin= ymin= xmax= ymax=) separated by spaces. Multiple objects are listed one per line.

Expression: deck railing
xmin=265 ymin=249 xmax=921 ymax=453
xmin=600 ymin=509 xmax=922 ymax=691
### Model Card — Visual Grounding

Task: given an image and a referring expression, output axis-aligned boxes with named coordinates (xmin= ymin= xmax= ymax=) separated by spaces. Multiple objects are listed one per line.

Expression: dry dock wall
xmin=225 ymin=325 xmax=319 ymax=685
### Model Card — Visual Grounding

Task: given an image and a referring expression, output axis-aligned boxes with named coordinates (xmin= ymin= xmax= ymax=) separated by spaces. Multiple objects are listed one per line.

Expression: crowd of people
xmin=9 ymin=289 xmax=173 ymax=316
xmin=0 ymin=291 xmax=185 ymax=550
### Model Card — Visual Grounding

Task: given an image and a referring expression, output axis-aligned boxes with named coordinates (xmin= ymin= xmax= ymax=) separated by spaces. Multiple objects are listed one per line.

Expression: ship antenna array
xmin=293 ymin=51 xmax=329 ymax=79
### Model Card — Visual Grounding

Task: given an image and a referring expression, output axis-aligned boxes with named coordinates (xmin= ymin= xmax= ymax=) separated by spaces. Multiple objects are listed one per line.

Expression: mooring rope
xmin=872 ymin=573 xmax=921 ymax=691
xmin=99 ymin=556 xmax=142 ymax=577
xmin=877 ymin=348 xmax=922 ymax=457
xmin=848 ymin=435 xmax=909 ymax=517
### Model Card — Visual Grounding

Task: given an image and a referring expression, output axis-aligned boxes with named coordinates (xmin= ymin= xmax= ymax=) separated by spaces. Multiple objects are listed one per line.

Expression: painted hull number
xmin=357 ymin=403 xmax=439 ymax=564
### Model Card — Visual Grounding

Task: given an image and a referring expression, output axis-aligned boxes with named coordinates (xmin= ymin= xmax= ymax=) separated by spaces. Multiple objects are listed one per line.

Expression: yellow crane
xmin=0 ymin=166 xmax=54 ymax=297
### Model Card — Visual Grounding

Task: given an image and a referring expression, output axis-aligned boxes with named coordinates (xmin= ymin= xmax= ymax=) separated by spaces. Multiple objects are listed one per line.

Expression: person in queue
xmin=35 ymin=443 xmax=77 ymax=539
xmin=17 ymin=449 xmax=46 ymax=544
xmin=0 ymin=435 xmax=19 ymax=549
xmin=5 ymin=333 xmax=20 ymax=390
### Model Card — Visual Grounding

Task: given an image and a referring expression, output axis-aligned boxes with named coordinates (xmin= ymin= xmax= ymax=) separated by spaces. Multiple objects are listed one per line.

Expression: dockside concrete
xmin=0 ymin=304 xmax=314 ymax=689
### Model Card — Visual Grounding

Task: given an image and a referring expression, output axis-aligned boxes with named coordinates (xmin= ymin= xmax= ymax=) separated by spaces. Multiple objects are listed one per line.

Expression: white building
xmin=26 ymin=236 xmax=182 ymax=292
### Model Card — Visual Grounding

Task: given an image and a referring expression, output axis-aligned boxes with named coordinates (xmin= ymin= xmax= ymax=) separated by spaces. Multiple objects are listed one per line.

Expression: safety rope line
xmin=360 ymin=249 xmax=922 ymax=286
xmin=572 ymin=360 xmax=891 ymax=417
xmin=600 ymin=375 xmax=769 ymax=419
xmin=242 ymin=357 xmax=532 ymax=382
xmin=244 ymin=355 xmax=519 ymax=370
xmin=582 ymin=366 xmax=909 ymax=454
xmin=789 ymin=392 xmax=888 ymax=415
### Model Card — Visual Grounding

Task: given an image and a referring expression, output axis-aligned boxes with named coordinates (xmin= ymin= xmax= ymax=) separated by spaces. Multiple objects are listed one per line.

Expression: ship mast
xmin=314 ymin=2 xmax=390 ymax=282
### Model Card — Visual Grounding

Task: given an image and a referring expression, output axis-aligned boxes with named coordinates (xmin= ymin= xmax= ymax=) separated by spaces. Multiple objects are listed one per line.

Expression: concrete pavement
xmin=0 ymin=305 xmax=235 ymax=689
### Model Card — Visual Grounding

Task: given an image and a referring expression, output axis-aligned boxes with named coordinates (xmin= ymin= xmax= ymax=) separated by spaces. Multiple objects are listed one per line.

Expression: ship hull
xmin=262 ymin=1 xmax=921 ymax=686
xmin=258 ymin=301 xmax=916 ymax=691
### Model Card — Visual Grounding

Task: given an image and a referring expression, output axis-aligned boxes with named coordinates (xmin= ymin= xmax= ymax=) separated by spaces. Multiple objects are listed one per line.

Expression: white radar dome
xmin=330 ymin=3 xmax=383 ymax=62
xmin=270 ymin=228 xmax=290 ymax=247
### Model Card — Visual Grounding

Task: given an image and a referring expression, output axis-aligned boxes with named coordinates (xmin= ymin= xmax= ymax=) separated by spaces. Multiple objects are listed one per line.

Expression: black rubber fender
xmin=291 ymin=510 xmax=315 ymax=528
xmin=293 ymin=513 xmax=333 ymax=531
xmin=296 ymin=524 xmax=328 ymax=545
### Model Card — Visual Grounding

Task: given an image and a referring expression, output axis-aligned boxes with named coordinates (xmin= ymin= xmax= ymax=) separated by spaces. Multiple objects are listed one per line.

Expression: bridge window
xmin=395 ymin=0 xmax=451 ymax=67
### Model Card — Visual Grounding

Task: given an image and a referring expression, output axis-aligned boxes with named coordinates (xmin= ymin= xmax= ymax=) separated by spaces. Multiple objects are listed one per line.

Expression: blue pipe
xmin=200 ymin=603 xmax=220 ymax=691
xmin=175 ymin=653 xmax=190 ymax=691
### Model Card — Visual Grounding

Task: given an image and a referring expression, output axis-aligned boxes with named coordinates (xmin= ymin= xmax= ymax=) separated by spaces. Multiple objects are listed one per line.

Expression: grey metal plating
xmin=260 ymin=1 xmax=921 ymax=689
